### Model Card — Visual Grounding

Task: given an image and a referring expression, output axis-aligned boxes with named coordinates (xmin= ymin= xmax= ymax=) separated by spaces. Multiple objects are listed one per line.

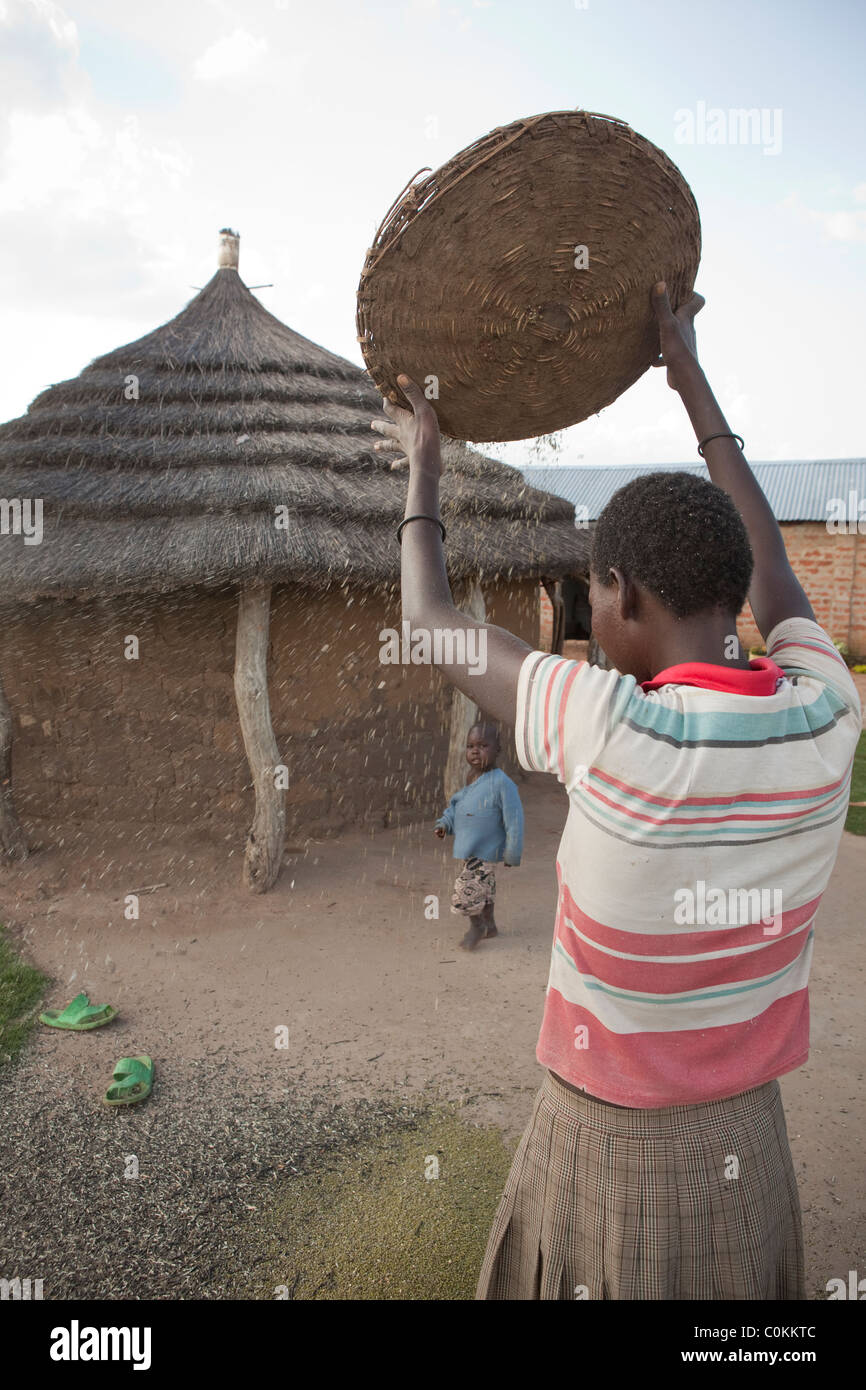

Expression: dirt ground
xmin=1 ymin=771 xmax=864 ymax=1299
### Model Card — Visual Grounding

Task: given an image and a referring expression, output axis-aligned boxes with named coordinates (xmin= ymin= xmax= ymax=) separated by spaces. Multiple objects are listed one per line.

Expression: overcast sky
xmin=1 ymin=0 xmax=863 ymax=468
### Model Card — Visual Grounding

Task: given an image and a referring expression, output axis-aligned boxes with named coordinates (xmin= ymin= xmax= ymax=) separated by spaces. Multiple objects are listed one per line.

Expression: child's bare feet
xmin=460 ymin=905 xmax=498 ymax=948
xmin=459 ymin=916 xmax=487 ymax=950
xmin=478 ymin=902 xmax=498 ymax=938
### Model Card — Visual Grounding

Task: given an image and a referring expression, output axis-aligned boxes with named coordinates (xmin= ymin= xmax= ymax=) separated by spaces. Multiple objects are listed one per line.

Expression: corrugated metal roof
xmin=519 ymin=459 xmax=866 ymax=523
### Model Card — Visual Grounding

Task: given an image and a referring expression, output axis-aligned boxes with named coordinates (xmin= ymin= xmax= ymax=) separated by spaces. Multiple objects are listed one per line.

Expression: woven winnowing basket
xmin=357 ymin=110 xmax=701 ymax=443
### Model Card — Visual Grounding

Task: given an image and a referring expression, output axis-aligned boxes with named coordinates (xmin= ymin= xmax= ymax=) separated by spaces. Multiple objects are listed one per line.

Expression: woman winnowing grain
xmin=370 ymin=284 xmax=861 ymax=1300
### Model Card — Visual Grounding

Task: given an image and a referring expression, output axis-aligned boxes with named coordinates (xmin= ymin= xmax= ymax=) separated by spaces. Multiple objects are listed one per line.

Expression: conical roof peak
xmin=87 ymin=267 xmax=360 ymax=378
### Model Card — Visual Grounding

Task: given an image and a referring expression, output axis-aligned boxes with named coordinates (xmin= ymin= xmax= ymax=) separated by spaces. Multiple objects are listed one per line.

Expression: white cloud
xmin=819 ymin=209 xmax=866 ymax=242
xmin=0 ymin=0 xmax=80 ymax=107
xmin=0 ymin=106 xmax=104 ymax=215
xmin=784 ymin=188 xmax=866 ymax=244
xmin=193 ymin=29 xmax=268 ymax=82
xmin=0 ymin=0 xmax=77 ymax=48
xmin=0 ymin=106 xmax=191 ymax=220
xmin=718 ymin=374 xmax=752 ymax=428
xmin=25 ymin=0 xmax=77 ymax=50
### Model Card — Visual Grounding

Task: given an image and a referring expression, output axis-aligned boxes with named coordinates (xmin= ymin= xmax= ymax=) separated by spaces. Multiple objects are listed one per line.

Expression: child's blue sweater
xmin=435 ymin=768 xmax=524 ymax=865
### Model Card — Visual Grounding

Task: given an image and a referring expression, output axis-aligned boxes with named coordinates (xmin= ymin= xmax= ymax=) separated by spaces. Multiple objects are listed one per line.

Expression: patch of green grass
xmin=0 ymin=924 xmax=48 ymax=1067
xmin=846 ymin=730 xmax=866 ymax=836
xmin=234 ymin=1105 xmax=517 ymax=1301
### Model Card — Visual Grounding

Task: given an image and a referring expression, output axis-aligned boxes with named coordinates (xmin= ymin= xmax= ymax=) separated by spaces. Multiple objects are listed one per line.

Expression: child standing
xmin=435 ymin=723 xmax=523 ymax=951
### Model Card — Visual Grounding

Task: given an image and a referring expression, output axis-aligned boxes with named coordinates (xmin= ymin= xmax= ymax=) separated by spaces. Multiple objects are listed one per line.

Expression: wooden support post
xmin=0 ymin=672 xmax=27 ymax=862
xmin=234 ymin=583 xmax=285 ymax=894
xmin=443 ymin=577 xmax=486 ymax=802
xmin=541 ymin=577 xmax=565 ymax=654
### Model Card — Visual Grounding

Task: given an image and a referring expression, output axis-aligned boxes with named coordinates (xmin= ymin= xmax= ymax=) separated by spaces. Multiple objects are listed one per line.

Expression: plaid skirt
xmin=476 ymin=1069 xmax=805 ymax=1300
xmin=450 ymin=857 xmax=497 ymax=917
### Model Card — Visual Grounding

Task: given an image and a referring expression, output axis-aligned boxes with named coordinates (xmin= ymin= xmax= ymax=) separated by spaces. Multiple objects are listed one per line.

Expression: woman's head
xmin=588 ymin=471 xmax=753 ymax=677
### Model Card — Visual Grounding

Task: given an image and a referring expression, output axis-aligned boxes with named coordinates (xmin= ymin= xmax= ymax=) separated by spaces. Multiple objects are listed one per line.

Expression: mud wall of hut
xmin=0 ymin=580 xmax=539 ymax=850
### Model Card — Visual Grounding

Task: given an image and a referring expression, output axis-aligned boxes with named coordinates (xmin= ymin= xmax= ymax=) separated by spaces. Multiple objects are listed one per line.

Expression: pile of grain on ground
xmin=0 ymin=1056 xmax=441 ymax=1300
xmin=233 ymin=1108 xmax=515 ymax=1300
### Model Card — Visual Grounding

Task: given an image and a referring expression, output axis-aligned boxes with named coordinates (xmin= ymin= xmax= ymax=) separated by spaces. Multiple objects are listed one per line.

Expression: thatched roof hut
xmin=0 ymin=230 xmax=587 ymax=889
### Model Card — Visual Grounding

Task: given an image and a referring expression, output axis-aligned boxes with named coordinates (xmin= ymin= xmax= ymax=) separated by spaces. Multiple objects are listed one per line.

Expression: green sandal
xmin=103 ymin=1055 xmax=153 ymax=1107
xmin=39 ymin=992 xmax=117 ymax=1031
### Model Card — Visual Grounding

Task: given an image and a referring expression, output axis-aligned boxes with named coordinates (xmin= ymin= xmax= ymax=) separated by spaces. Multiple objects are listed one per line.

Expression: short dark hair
xmin=468 ymin=722 xmax=500 ymax=746
xmin=590 ymin=471 xmax=753 ymax=618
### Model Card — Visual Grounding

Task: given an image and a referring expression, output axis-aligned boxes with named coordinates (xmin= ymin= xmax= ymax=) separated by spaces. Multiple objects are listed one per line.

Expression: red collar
xmin=640 ymin=657 xmax=786 ymax=695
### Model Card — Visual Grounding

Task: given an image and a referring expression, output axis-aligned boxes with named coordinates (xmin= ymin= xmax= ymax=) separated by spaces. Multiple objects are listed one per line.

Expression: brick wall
xmin=0 ymin=578 xmax=538 ymax=852
xmin=738 ymin=522 xmax=866 ymax=657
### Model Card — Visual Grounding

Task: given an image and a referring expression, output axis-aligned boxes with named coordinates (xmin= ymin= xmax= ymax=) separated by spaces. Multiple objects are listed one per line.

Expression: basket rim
xmin=359 ymin=109 xmax=699 ymax=281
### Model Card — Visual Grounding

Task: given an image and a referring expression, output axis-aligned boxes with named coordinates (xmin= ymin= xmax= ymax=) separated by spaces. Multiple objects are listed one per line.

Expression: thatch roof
xmin=0 ymin=262 xmax=587 ymax=603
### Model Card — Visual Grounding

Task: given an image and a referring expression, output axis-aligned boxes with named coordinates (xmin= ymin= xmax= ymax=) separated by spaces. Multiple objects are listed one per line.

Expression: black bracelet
xmin=697 ymin=432 xmax=745 ymax=457
xmin=396 ymin=514 xmax=446 ymax=545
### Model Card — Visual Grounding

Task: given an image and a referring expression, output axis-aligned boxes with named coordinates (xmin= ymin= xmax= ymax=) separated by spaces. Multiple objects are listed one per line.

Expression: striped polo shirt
xmin=515 ymin=618 xmax=861 ymax=1108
